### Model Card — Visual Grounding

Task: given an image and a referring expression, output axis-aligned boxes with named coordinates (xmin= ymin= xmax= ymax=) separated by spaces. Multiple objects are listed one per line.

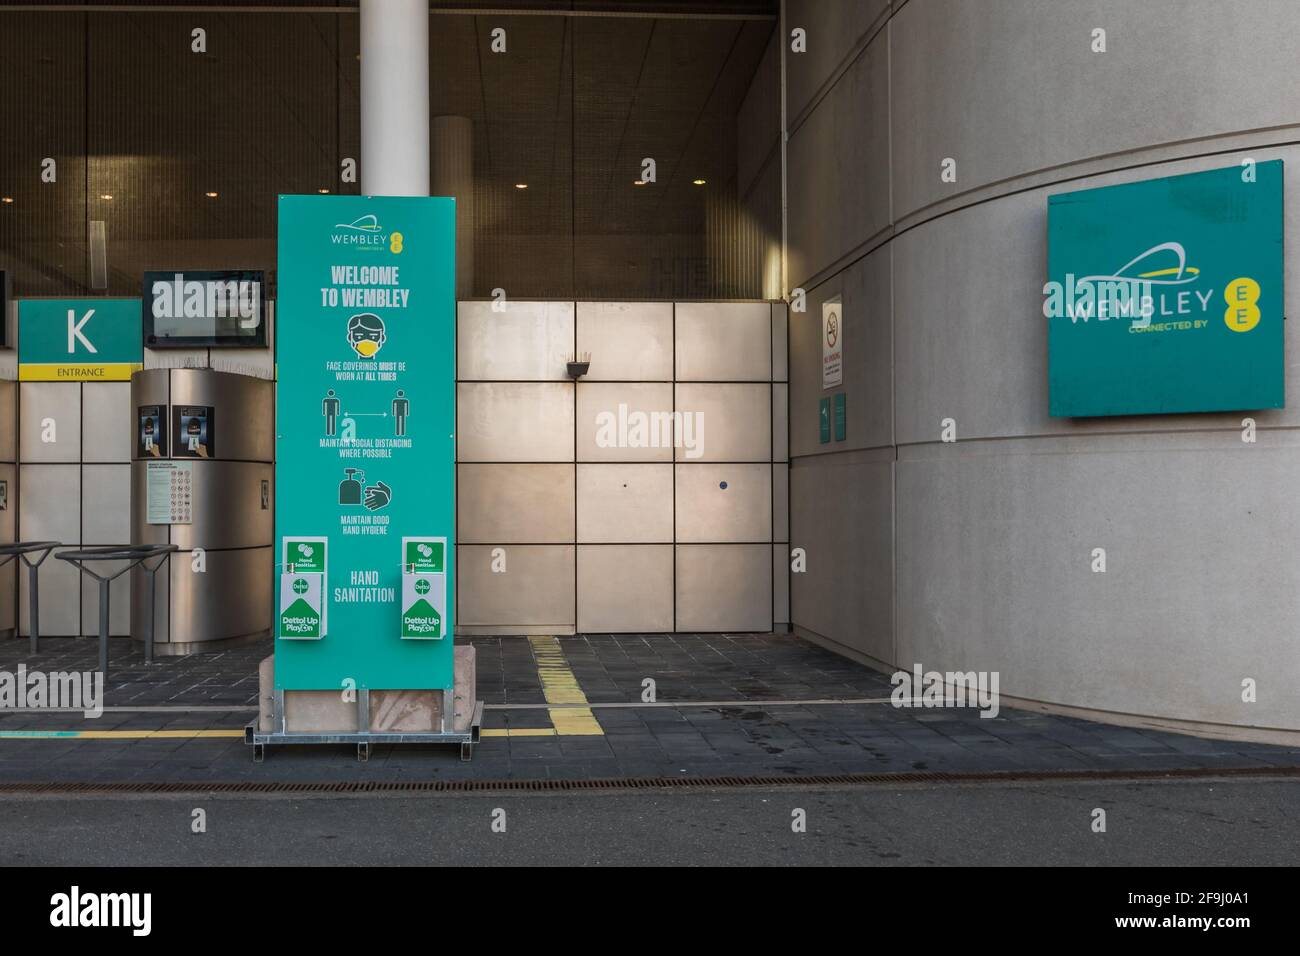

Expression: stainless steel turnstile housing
xmin=130 ymin=368 xmax=273 ymax=654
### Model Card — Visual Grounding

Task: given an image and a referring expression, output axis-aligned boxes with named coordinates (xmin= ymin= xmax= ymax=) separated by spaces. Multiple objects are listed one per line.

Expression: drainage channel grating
xmin=1 ymin=765 xmax=1298 ymax=796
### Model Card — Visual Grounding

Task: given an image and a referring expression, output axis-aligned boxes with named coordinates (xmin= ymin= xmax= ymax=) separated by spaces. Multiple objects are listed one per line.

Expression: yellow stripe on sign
xmin=529 ymin=635 xmax=603 ymax=736
xmin=19 ymin=363 xmax=143 ymax=382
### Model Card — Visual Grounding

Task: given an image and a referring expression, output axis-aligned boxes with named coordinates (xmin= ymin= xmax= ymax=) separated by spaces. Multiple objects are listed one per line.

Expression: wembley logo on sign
xmin=1046 ymin=162 xmax=1283 ymax=417
xmin=143 ymin=270 xmax=267 ymax=348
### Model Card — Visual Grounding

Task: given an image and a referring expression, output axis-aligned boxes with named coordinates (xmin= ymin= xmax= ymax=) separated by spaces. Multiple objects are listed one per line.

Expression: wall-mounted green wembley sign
xmin=1047 ymin=161 xmax=1284 ymax=417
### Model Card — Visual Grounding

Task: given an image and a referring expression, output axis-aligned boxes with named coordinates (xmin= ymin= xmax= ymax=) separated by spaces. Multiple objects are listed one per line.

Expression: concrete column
xmin=431 ymin=115 xmax=474 ymax=297
xmin=360 ymin=0 xmax=429 ymax=196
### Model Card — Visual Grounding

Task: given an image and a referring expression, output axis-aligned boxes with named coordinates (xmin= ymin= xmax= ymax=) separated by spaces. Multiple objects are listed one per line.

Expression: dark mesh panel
xmin=0 ymin=3 xmax=779 ymax=300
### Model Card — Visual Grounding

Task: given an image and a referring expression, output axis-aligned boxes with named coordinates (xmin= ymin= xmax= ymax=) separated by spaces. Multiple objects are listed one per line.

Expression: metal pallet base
xmin=246 ymin=700 xmax=483 ymax=762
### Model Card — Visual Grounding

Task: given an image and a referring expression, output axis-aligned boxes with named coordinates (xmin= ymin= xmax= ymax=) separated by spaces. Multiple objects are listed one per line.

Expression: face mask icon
xmin=347 ymin=312 xmax=386 ymax=359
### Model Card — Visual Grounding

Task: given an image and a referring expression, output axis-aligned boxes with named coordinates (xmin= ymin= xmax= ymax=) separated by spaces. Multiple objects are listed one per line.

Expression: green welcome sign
xmin=18 ymin=299 xmax=143 ymax=381
xmin=1047 ymin=161 xmax=1284 ymax=416
xmin=275 ymin=195 xmax=456 ymax=690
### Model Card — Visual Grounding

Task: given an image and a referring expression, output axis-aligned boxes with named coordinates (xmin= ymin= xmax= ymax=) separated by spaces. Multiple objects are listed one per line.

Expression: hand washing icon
xmin=339 ymin=468 xmax=392 ymax=511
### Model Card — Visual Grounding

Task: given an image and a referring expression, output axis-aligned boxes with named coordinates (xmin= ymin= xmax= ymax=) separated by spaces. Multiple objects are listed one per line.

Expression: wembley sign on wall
xmin=1045 ymin=161 xmax=1284 ymax=417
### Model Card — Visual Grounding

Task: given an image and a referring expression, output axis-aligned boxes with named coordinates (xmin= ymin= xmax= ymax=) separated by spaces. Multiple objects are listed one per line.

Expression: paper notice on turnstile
xmin=145 ymin=460 xmax=193 ymax=524
xmin=279 ymin=572 xmax=325 ymax=640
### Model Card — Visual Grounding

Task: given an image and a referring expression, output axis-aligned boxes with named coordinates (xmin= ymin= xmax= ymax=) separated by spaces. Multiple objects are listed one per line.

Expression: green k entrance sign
xmin=1046 ymin=161 xmax=1284 ymax=417
xmin=275 ymin=195 xmax=456 ymax=690
xmin=18 ymin=299 xmax=143 ymax=381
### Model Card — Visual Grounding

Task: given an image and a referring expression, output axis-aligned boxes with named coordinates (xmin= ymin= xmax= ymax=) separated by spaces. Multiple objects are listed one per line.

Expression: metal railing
xmin=55 ymin=544 xmax=178 ymax=674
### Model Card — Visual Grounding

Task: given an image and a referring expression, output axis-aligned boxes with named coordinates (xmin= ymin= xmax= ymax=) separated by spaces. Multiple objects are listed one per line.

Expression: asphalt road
xmin=1 ymin=777 xmax=1294 ymax=866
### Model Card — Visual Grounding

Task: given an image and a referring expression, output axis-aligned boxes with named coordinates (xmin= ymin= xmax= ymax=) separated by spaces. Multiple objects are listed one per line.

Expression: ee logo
xmin=390 ymin=231 xmax=404 ymax=254
xmin=1223 ymin=277 xmax=1260 ymax=333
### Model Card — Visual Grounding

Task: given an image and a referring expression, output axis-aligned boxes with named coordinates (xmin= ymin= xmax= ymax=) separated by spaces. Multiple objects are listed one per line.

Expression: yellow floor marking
xmin=480 ymin=728 xmax=554 ymax=738
xmin=528 ymin=635 xmax=604 ymax=736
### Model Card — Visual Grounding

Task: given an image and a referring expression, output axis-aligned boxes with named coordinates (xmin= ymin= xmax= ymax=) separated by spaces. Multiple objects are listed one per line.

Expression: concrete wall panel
xmin=82 ymin=463 xmax=129 ymax=546
xmin=577 ymin=544 xmax=674 ymax=632
xmin=20 ymin=383 xmax=80 ymax=463
xmin=896 ymin=434 xmax=1300 ymax=730
xmin=675 ymin=544 xmax=772 ymax=632
xmin=576 ymin=382 xmax=674 ymax=462
xmin=576 ymin=463 xmax=673 ymax=543
xmin=785 ymin=0 xmax=889 ymax=124
xmin=773 ymin=543 xmax=789 ymax=627
xmin=789 ymin=451 xmax=893 ymax=666
xmin=457 ymin=544 xmax=576 ymax=631
xmin=82 ymin=382 xmax=131 ymax=463
xmin=786 ymin=27 xmax=889 ymax=287
xmin=891 ymin=0 xmax=1300 ymax=222
xmin=673 ymin=383 xmax=770 ymax=462
xmin=457 ymin=463 xmax=574 ymax=544
xmin=575 ymin=302 xmax=673 ymax=382
xmin=18 ymin=461 xmax=82 ymax=636
xmin=675 ymin=303 xmax=772 ymax=382
xmin=676 ymin=463 xmax=771 ymax=544
xmin=457 ymin=300 xmax=573 ymax=381
xmin=457 ymin=382 xmax=574 ymax=463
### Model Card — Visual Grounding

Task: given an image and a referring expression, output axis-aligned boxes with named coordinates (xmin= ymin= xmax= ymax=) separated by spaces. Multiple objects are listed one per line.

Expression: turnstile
xmin=130 ymin=368 xmax=273 ymax=654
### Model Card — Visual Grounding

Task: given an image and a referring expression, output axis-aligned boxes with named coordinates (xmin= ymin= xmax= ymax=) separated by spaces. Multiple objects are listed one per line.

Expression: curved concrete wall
xmin=784 ymin=0 xmax=1300 ymax=737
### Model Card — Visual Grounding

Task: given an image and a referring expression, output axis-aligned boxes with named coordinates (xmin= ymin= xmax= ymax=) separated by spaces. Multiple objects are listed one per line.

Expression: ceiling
xmin=0 ymin=2 xmax=777 ymax=296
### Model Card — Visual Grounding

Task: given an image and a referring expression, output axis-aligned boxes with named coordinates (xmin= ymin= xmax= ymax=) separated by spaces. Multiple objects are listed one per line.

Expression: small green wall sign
xmin=18 ymin=299 xmax=143 ymax=381
xmin=1046 ymin=161 xmax=1284 ymax=417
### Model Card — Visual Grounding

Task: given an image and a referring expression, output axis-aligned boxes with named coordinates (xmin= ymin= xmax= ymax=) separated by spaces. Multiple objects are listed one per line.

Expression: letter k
xmin=68 ymin=309 xmax=97 ymax=353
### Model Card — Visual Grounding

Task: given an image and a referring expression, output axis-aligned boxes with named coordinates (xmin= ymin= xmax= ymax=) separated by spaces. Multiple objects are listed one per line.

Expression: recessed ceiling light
xmin=318 ymin=188 xmax=330 ymax=194
xmin=692 ymin=179 xmax=706 ymax=186
xmin=514 ymin=183 xmax=528 ymax=190
xmin=99 ymin=194 xmax=113 ymax=201
xmin=205 ymin=191 xmax=219 ymax=198
xmin=0 ymin=197 xmax=13 ymax=204
xmin=633 ymin=180 xmax=647 ymax=186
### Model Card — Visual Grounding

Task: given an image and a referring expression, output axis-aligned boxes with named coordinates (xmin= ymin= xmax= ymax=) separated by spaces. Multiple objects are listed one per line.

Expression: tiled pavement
xmin=0 ymin=633 xmax=1296 ymax=783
